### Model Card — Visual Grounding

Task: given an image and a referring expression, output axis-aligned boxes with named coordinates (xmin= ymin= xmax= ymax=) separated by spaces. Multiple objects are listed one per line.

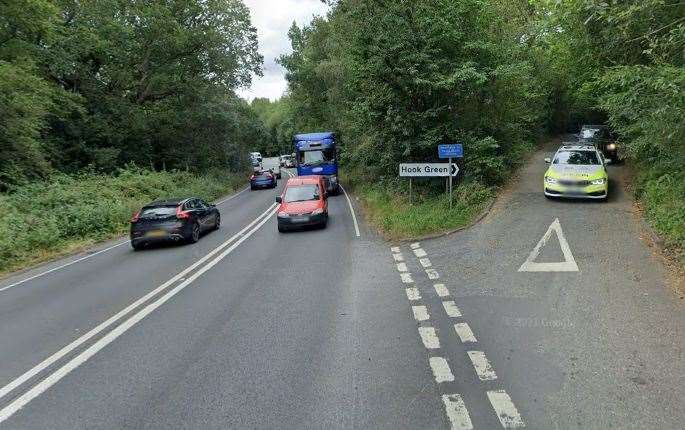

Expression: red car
xmin=276 ymin=176 xmax=328 ymax=232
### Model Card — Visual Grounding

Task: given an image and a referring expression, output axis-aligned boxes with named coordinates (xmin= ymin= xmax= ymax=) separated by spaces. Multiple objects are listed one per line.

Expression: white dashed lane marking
xmin=418 ymin=327 xmax=441 ymax=349
xmin=393 ymin=253 xmax=404 ymax=262
xmin=396 ymin=262 xmax=408 ymax=272
xmin=434 ymin=283 xmax=450 ymax=297
xmin=419 ymin=257 xmax=432 ymax=268
xmin=390 ymin=246 xmax=401 ymax=253
xmin=412 ymin=305 xmax=430 ymax=322
xmin=426 ymin=268 xmax=440 ymax=280
xmin=467 ymin=351 xmax=498 ymax=381
xmin=413 ymin=248 xmax=428 ymax=258
xmin=410 ymin=242 xmax=421 ymax=249
xmin=487 ymin=390 xmax=526 ymax=428
xmin=405 ymin=287 xmax=421 ymax=301
xmin=429 ymin=357 xmax=455 ymax=383
xmin=400 ymin=273 xmax=414 ymax=284
xmin=454 ymin=323 xmax=478 ymax=343
xmin=442 ymin=301 xmax=462 ymax=318
xmin=442 ymin=394 xmax=474 ymax=430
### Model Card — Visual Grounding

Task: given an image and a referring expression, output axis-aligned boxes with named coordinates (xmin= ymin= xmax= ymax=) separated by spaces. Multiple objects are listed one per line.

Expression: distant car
xmin=250 ymin=169 xmax=277 ymax=190
xmin=249 ymin=151 xmax=262 ymax=164
xmin=577 ymin=125 xmax=618 ymax=163
xmin=282 ymin=155 xmax=295 ymax=168
xmin=130 ymin=198 xmax=220 ymax=250
xmin=544 ymin=144 xmax=609 ymax=200
xmin=276 ymin=176 xmax=328 ymax=232
xmin=270 ymin=164 xmax=282 ymax=179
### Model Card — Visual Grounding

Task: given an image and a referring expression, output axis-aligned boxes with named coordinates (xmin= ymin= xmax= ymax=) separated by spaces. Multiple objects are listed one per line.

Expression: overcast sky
xmin=237 ymin=0 xmax=330 ymax=102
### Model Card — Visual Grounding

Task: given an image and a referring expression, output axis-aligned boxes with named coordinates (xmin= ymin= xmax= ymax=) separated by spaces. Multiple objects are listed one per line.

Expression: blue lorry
xmin=293 ymin=132 xmax=340 ymax=195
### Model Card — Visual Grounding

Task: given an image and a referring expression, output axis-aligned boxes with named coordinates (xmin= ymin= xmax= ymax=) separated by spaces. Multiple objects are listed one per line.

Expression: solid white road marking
xmin=0 ymin=185 xmax=254 ymax=293
xmin=410 ymin=242 xmax=421 ymax=249
xmin=396 ymin=262 xmax=408 ymax=272
xmin=486 ymin=390 xmax=526 ymax=428
xmin=442 ymin=301 xmax=462 ymax=317
xmin=418 ymin=327 xmax=441 ymax=349
xmin=0 ymin=203 xmax=278 ymax=405
xmin=400 ymin=273 xmax=414 ymax=284
xmin=214 ymin=186 xmax=249 ymax=205
xmin=0 ymin=241 xmax=128 ymax=292
xmin=413 ymin=248 xmax=428 ymax=258
xmin=0 ymin=203 xmax=279 ymax=424
xmin=467 ymin=351 xmax=497 ymax=381
xmin=426 ymin=268 xmax=440 ymax=280
xmin=419 ymin=257 xmax=432 ymax=268
xmin=405 ymin=287 xmax=421 ymax=301
xmin=412 ymin=305 xmax=430 ymax=321
xmin=339 ymin=184 xmax=361 ymax=238
xmin=393 ymin=253 xmax=404 ymax=262
xmin=429 ymin=357 xmax=455 ymax=383
xmin=442 ymin=394 xmax=474 ymax=430
xmin=518 ymin=218 xmax=578 ymax=272
xmin=390 ymin=246 xmax=401 ymax=253
xmin=454 ymin=323 xmax=478 ymax=343
xmin=434 ymin=283 xmax=450 ymax=297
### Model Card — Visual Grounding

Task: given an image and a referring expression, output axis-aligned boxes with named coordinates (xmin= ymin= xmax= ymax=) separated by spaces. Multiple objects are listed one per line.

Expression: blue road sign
xmin=438 ymin=144 xmax=463 ymax=159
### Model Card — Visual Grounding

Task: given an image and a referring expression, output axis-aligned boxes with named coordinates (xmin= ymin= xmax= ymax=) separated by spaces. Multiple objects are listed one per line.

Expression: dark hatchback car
xmin=130 ymin=198 xmax=220 ymax=250
xmin=577 ymin=125 xmax=618 ymax=162
xmin=249 ymin=170 xmax=277 ymax=190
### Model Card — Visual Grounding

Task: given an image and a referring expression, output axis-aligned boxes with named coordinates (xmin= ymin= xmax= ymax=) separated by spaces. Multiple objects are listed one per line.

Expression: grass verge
xmin=345 ymin=172 xmax=493 ymax=241
xmin=636 ymin=167 xmax=685 ymax=269
xmin=0 ymin=167 xmax=246 ymax=276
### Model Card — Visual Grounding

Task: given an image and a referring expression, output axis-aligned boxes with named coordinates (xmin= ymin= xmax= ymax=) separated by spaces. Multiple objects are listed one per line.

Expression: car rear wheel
xmin=131 ymin=241 xmax=144 ymax=251
xmin=214 ymin=214 xmax=221 ymax=230
xmin=186 ymin=222 xmax=200 ymax=243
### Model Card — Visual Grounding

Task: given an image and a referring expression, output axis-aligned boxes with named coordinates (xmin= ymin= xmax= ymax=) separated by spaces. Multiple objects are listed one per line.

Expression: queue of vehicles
xmin=129 ymin=132 xmax=338 ymax=248
xmin=543 ymin=124 xmax=618 ymax=201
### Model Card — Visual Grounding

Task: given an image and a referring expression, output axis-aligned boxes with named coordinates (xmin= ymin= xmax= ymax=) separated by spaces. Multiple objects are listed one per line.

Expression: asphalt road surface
xmin=0 ymin=152 xmax=683 ymax=429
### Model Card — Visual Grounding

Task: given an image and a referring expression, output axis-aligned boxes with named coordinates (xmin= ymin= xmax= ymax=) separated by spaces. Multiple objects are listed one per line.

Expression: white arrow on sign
xmin=518 ymin=218 xmax=579 ymax=272
xmin=399 ymin=163 xmax=459 ymax=177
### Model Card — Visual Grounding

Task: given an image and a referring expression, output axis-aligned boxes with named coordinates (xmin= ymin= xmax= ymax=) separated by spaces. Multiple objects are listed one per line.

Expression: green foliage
xmin=0 ymin=0 xmax=263 ymax=188
xmin=0 ymin=167 xmax=245 ymax=273
xmin=278 ymin=0 xmax=549 ymax=186
xmin=0 ymin=61 xmax=54 ymax=190
xmin=354 ymin=180 xmax=492 ymax=240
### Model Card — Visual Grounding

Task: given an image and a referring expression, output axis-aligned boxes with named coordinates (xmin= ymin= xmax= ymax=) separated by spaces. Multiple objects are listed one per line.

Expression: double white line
xmin=0 ymin=203 xmax=279 ymax=422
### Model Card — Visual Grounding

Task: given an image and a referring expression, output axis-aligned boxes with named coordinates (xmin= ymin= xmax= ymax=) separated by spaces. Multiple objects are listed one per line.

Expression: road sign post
xmin=449 ymin=156 xmax=453 ymax=209
xmin=437 ymin=144 xmax=463 ymax=209
xmin=399 ymin=163 xmax=459 ymax=206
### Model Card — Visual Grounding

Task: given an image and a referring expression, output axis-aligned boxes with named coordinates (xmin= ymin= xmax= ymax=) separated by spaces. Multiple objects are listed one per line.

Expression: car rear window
xmin=284 ymin=184 xmax=319 ymax=202
xmin=140 ymin=206 xmax=177 ymax=217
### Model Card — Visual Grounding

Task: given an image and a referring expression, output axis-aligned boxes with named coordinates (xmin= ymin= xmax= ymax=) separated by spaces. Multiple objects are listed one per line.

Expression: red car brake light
xmin=131 ymin=211 xmax=140 ymax=222
xmin=250 ymin=174 xmax=255 ymax=180
xmin=176 ymin=205 xmax=191 ymax=219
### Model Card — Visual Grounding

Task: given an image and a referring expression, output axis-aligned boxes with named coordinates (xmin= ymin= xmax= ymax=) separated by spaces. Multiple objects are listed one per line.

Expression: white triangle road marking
xmin=518 ymin=218 xmax=579 ymax=272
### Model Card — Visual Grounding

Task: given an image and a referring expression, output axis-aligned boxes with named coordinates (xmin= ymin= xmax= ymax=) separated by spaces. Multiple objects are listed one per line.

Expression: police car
xmin=544 ymin=144 xmax=609 ymax=200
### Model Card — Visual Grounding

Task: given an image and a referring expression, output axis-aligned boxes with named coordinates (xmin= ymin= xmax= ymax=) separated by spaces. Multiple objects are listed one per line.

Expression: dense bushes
xmin=0 ymin=167 xmax=244 ymax=273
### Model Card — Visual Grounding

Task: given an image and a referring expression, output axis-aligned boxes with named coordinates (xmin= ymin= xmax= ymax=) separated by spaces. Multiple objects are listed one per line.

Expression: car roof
xmin=146 ymin=198 xmax=191 ymax=207
xmin=286 ymin=176 xmax=323 ymax=186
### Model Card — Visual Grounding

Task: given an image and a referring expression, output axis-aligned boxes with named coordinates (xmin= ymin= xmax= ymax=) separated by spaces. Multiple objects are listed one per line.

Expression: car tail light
xmin=131 ymin=211 xmax=140 ymax=222
xmin=250 ymin=175 xmax=255 ymax=180
xmin=176 ymin=205 xmax=191 ymax=219
xmin=266 ymin=173 xmax=273 ymax=178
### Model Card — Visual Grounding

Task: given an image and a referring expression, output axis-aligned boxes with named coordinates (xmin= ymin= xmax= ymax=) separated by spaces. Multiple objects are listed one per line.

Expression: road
xmin=0 ymin=151 xmax=683 ymax=429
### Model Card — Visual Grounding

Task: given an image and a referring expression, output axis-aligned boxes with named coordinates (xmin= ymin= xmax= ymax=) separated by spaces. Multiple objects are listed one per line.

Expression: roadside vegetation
xmin=1 ymin=0 xmax=683 ymax=270
xmin=265 ymin=0 xmax=684 ymax=262
xmin=0 ymin=167 xmax=245 ymax=274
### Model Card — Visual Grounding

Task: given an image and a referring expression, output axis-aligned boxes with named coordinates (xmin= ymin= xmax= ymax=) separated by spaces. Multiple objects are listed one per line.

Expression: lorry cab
xmin=293 ymin=132 xmax=339 ymax=194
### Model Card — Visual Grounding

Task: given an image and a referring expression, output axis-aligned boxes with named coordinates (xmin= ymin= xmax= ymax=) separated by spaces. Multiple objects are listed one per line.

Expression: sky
xmin=237 ymin=0 xmax=330 ymax=102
